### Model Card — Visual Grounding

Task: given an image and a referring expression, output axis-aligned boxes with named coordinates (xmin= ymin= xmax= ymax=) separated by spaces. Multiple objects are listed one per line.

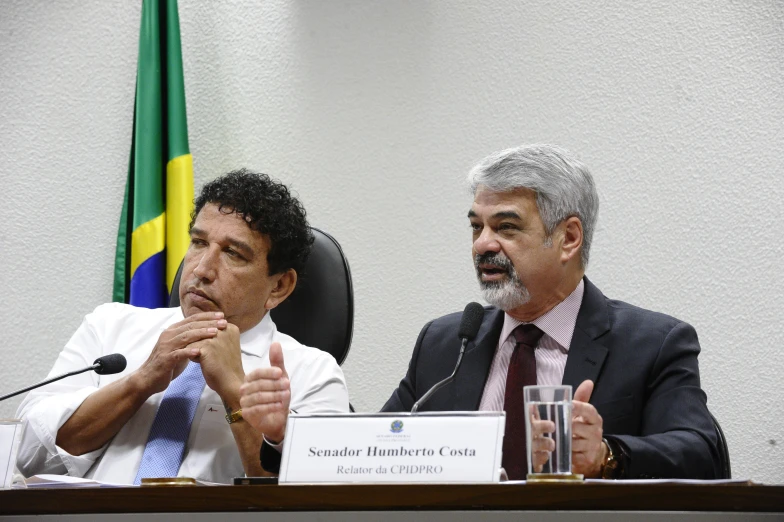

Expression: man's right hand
xmin=134 ymin=311 xmax=227 ymax=395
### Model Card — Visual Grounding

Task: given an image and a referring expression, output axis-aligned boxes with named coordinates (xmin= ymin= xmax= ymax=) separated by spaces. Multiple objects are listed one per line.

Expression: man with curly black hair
xmin=16 ymin=170 xmax=349 ymax=484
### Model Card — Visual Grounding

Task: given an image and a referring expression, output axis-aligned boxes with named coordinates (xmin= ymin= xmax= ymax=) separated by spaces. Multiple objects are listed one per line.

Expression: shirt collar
xmin=238 ymin=312 xmax=276 ymax=358
xmin=499 ymin=279 xmax=585 ymax=352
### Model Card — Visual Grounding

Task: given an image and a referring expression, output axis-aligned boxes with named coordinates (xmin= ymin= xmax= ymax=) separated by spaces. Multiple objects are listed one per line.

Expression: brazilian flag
xmin=113 ymin=0 xmax=193 ymax=308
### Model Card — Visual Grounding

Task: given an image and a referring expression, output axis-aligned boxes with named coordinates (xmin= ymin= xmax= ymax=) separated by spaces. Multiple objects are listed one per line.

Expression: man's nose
xmin=473 ymin=228 xmax=501 ymax=255
xmin=192 ymin=247 xmax=219 ymax=281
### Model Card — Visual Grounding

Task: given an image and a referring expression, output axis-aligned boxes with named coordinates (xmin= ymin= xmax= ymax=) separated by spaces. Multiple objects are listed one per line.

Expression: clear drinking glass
xmin=524 ymin=385 xmax=572 ymax=476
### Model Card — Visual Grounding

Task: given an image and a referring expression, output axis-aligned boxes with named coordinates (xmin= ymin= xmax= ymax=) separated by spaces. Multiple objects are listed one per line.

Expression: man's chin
xmin=479 ymin=283 xmax=531 ymax=311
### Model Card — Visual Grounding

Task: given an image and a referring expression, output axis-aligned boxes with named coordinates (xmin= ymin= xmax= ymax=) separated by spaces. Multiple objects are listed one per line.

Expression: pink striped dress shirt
xmin=478 ymin=280 xmax=585 ymax=412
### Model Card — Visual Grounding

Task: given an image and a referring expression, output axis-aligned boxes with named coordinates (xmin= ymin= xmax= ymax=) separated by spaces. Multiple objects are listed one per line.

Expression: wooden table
xmin=1 ymin=482 xmax=782 ymax=521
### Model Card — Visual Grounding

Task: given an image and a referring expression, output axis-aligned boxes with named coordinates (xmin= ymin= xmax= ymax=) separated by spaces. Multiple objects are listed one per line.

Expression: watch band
xmin=600 ymin=437 xmax=620 ymax=479
xmin=225 ymin=408 xmax=243 ymax=424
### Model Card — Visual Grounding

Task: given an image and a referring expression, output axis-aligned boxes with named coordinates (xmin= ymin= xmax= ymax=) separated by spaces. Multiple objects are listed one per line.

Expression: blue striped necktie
xmin=134 ymin=361 xmax=206 ymax=485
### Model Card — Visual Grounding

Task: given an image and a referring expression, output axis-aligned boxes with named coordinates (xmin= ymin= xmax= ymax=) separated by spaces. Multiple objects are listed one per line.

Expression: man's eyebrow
xmin=492 ymin=211 xmax=522 ymax=220
xmin=189 ymin=227 xmax=254 ymax=257
xmin=467 ymin=210 xmax=523 ymax=220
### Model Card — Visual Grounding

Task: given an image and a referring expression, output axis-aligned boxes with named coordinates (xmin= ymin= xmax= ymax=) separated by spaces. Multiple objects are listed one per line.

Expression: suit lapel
xmin=451 ymin=308 xmax=505 ymax=411
xmin=562 ymin=277 xmax=610 ymax=390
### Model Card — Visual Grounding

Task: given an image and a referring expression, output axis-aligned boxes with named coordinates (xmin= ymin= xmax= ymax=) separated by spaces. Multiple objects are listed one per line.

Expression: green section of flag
xmin=131 ymin=0 xmax=164 ymax=231
xmin=113 ymin=0 xmax=191 ymax=304
xmin=164 ymin=1 xmax=190 ymax=161
xmin=113 ymin=175 xmax=131 ymax=303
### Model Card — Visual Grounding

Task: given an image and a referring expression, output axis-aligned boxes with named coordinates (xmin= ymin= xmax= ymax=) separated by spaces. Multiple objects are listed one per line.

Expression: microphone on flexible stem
xmin=0 ymin=354 xmax=127 ymax=403
xmin=411 ymin=302 xmax=485 ymax=413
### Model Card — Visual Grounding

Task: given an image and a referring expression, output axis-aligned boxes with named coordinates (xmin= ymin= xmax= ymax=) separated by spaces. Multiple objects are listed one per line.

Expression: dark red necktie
xmin=501 ymin=324 xmax=544 ymax=480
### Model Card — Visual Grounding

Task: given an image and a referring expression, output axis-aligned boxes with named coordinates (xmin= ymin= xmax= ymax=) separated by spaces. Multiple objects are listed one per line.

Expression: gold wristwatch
xmin=600 ymin=438 xmax=619 ymax=479
xmin=225 ymin=409 xmax=243 ymax=424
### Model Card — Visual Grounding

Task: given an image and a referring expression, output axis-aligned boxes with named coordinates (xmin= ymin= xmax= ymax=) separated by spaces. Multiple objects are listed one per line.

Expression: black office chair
xmin=169 ymin=227 xmax=354 ymax=366
xmin=710 ymin=411 xmax=731 ymax=479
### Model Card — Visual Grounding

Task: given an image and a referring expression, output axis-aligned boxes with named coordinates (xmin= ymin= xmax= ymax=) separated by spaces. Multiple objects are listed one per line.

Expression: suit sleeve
xmin=380 ymin=321 xmax=433 ymax=412
xmin=611 ymin=321 xmax=721 ymax=479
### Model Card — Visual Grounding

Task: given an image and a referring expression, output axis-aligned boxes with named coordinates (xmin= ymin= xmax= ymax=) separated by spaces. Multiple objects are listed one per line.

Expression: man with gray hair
xmin=382 ymin=144 xmax=720 ymax=480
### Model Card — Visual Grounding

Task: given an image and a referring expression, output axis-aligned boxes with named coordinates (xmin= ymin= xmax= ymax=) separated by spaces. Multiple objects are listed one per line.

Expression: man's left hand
xmin=240 ymin=342 xmax=291 ymax=443
xmin=191 ymin=324 xmax=245 ymax=406
xmin=572 ymin=379 xmax=606 ymax=478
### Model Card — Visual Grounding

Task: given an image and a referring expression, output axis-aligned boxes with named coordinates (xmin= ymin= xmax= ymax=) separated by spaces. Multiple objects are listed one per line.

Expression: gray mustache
xmin=474 ymin=252 xmax=514 ymax=273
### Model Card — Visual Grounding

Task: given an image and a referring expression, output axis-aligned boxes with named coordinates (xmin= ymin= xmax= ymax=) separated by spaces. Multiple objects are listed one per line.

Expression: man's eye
xmin=190 ymin=238 xmax=206 ymax=247
xmin=470 ymin=223 xmax=482 ymax=232
xmin=498 ymin=223 xmax=517 ymax=231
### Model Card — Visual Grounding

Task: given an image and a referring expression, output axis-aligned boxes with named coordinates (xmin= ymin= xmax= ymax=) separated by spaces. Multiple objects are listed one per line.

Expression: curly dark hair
xmin=191 ymin=169 xmax=314 ymax=275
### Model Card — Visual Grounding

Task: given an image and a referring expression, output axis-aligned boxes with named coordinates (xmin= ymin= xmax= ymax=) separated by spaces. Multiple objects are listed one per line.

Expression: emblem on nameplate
xmin=390 ymin=420 xmax=404 ymax=433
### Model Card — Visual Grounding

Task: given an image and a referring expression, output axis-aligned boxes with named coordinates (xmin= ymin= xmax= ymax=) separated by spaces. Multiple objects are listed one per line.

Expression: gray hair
xmin=467 ymin=144 xmax=599 ymax=267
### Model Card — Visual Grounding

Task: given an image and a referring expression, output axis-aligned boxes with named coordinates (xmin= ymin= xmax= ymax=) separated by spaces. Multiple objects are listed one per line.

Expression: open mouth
xmin=478 ymin=265 xmax=509 ymax=280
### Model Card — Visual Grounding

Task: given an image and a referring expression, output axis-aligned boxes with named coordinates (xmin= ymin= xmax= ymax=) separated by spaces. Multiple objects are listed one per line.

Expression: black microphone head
xmin=457 ymin=302 xmax=485 ymax=341
xmin=93 ymin=354 xmax=127 ymax=375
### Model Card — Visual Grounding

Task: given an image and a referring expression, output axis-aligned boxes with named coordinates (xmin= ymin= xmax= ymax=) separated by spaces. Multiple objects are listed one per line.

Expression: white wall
xmin=1 ymin=0 xmax=782 ymax=483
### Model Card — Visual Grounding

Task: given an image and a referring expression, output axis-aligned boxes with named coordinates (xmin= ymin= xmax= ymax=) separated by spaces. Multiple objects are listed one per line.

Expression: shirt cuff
xmin=262 ymin=434 xmax=284 ymax=452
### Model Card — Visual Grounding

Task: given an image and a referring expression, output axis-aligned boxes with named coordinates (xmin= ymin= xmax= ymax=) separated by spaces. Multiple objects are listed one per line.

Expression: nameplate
xmin=1 ymin=420 xmax=24 ymax=489
xmin=278 ymin=412 xmax=505 ymax=484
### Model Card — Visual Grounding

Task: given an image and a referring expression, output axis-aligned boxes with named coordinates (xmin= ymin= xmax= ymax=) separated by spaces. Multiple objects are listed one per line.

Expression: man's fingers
xmin=171 ymin=345 xmax=201 ymax=360
xmin=572 ymin=416 xmax=603 ymax=439
xmin=531 ymin=435 xmax=556 ymax=453
xmin=171 ymin=326 xmax=221 ymax=347
xmin=168 ymin=319 xmax=227 ymax=338
xmin=156 ymin=319 xmax=226 ymax=352
xmin=240 ymin=389 xmax=291 ymax=409
xmin=241 ymin=376 xmax=290 ymax=396
xmin=173 ymin=311 xmax=225 ymax=326
xmin=571 ymin=435 xmax=601 ymax=453
xmin=268 ymin=342 xmax=287 ymax=375
xmin=243 ymin=367 xmax=285 ymax=385
xmin=530 ymin=418 xmax=556 ymax=437
xmin=176 ymin=318 xmax=228 ymax=333
xmin=573 ymin=379 xmax=594 ymax=403
xmin=572 ymin=401 xmax=602 ymax=427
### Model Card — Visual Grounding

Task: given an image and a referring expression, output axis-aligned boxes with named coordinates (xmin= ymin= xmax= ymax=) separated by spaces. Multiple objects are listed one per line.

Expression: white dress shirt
xmin=479 ymin=280 xmax=584 ymax=411
xmin=15 ymin=303 xmax=349 ymax=484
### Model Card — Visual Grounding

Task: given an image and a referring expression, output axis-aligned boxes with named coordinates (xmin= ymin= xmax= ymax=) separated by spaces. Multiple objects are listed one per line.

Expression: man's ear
xmin=264 ymin=269 xmax=298 ymax=310
xmin=560 ymin=216 xmax=583 ymax=264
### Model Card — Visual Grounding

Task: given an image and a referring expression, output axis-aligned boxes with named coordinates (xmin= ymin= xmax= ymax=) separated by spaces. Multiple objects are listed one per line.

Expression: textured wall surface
xmin=1 ymin=0 xmax=782 ymax=483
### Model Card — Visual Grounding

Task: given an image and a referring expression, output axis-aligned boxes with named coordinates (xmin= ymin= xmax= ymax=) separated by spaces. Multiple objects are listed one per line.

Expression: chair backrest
xmin=710 ymin=411 xmax=731 ymax=479
xmin=168 ymin=227 xmax=354 ymax=365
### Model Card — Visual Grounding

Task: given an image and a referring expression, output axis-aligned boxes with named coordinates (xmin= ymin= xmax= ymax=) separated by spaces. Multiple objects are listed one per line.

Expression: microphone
xmin=411 ymin=302 xmax=484 ymax=413
xmin=0 ymin=354 xmax=127 ymax=402
xmin=93 ymin=353 xmax=127 ymax=375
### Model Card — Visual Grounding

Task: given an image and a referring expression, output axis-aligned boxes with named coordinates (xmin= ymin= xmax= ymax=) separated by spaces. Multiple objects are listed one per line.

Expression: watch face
xmin=603 ymin=457 xmax=619 ymax=479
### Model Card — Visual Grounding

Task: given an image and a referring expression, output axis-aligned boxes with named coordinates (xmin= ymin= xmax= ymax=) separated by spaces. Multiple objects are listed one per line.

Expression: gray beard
xmin=480 ymin=277 xmax=531 ymax=311
xmin=474 ymin=252 xmax=531 ymax=311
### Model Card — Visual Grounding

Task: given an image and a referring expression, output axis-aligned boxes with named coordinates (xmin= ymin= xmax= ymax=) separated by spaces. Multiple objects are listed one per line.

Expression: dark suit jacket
xmin=381 ymin=277 xmax=721 ymax=479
